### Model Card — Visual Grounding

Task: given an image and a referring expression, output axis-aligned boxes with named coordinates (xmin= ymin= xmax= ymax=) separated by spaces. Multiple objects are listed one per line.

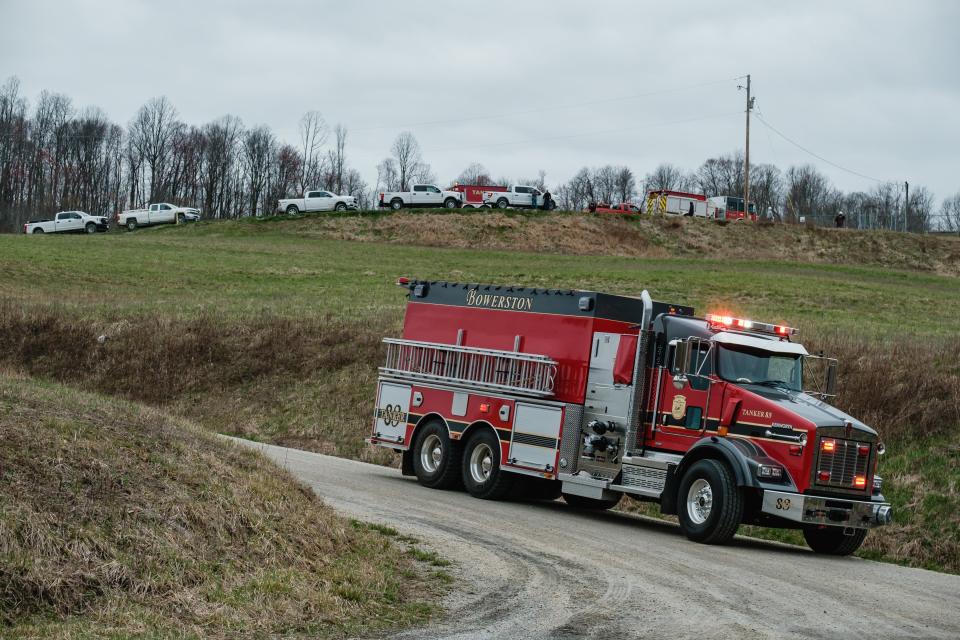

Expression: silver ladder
xmin=380 ymin=338 xmax=557 ymax=397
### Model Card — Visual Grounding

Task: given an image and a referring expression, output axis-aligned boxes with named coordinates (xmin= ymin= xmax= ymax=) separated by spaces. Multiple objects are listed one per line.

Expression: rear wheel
xmin=411 ymin=421 xmax=461 ymax=490
xmin=32 ymin=228 xmax=44 ymax=234
xmin=563 ymin=493 xmax=621 ymax=510
xmin=390 ymin=199 xmax=403 ymax=211
xmin=461 ymin=429 xmax=513 ymax=500
xmin=496 ymin=198 xmax=509 ymax=209
xmin=286 ymin=205 xmax=299 ymax=215
xmin=803 ymin=526 xmax=868 ymax=556
xmin=85 ymin=222 xmax=96 ymax=234
xmin=126 ymin=219 xmax=137 ymax=231
xmin=676 ymin=459 xmax=743 ymax=544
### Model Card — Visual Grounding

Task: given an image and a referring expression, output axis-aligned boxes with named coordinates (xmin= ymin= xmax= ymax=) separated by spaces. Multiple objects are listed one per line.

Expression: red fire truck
xmin=450 ymin=184 xmax=508 ymax=208
xmin=369 ymin=279 xmax=892 ymax=554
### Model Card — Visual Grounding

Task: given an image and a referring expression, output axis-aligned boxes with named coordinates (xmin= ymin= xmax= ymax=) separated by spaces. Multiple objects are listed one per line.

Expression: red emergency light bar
xmin=705 ymin=313 xmax=798 ymax=337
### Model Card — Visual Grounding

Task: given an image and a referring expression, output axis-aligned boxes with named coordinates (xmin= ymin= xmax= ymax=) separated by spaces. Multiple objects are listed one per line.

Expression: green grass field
xmin=1 ymin=214 xmax=958 ymax=577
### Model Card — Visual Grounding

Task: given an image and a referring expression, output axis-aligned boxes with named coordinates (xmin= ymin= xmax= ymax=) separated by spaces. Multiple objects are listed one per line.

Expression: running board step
xmin=609 ymin=458 xmax=670 ymax=498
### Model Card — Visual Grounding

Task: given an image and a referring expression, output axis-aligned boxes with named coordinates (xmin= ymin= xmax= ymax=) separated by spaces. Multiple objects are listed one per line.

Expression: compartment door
xmin=374 ymin=382 xmax=411 ymax=445
xmin=509 ymin=403 xmax=562 ymax=471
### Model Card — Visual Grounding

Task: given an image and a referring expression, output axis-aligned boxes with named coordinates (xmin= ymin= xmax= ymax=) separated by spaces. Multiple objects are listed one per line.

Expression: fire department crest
xmin=671 ymin=395 xmax=687 ymax=421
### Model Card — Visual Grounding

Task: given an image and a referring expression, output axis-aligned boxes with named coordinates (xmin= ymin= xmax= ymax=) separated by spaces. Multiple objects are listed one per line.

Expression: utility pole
xmin=904 ymin=181 xmax=909 ymax=233
xmin=740 ymin=75 xmax=755 ymax=218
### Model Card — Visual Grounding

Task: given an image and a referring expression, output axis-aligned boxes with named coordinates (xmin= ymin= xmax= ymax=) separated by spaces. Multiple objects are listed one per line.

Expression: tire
xmin=803 ymin=526 xmax=868 ymax=556
xmin=411 ymin=420 xmax=462 ymax=490
xmin=676 ymin=459 xmax=743 ymax=544
xmin=461 ymin=428 xmax=514 ymax=500
xmin=390 ymin=199 xmax=403 ymax=211
xmin=496 ymin=198 xmax=509 ymax=209
xmin=126 ymin=219 xmax=138 ymax=231
xmin=334 ymin=202 xmax=347 ymax=212
xmin=32 ymin=228 xmax=44 ymax=234
xmin=85 ymin=222 xmax=97 ymax=234
xmin=563 ymin=492 xmax=621 ymax=510
xmin=286 ymin=205 xmax=299 ymax=215
xmin=177 ymin=212 xmax=185 ymax=224
xmin=443 ymin=198 xmax=459 ymax=210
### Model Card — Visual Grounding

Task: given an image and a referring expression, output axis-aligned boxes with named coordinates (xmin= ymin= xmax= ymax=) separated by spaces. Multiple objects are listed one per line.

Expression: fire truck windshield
xmin=716 ymin=344 xmax=802 ymax=392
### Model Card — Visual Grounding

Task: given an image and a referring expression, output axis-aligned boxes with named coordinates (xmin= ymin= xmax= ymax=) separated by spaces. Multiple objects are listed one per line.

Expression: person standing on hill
xmin=835 ymin=211 xmax=846 ymax=228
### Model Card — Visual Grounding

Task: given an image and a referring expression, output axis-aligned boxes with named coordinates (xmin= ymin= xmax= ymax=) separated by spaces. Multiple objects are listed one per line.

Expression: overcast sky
xmin=1 ymin=0 xmax=957 ymax=199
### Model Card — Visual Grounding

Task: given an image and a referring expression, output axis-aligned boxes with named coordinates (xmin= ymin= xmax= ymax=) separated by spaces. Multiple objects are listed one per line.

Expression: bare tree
xmin=390 ymin=131 xmax=426 ymax=191
xmin=129 ymin=96 xmax=179 ymax=202
xmin=243 ymin=125 xmax=274 ymax=215
xmin=614 ymin=166 xmax=636 ymax=204
xmin=940 ymin=192 xmax=960 ymax=233
xmin=376 ymin=157 xmax=400 ymax=192
xmin=327 ymin=124 xmax=347 ymax=193
xmin=455 ymin=162 xmax=493 ymax=185
xmin=298 ymin=110 xmax=327 ymax=193
xmin=644 ymin=163 xmax=690 ymax=193
xmin=906 ymin=185 xmax=935 ymax=233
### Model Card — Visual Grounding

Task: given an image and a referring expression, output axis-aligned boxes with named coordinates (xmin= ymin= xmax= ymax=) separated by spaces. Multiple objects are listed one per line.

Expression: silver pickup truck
xmin=24 ymin=211 xmax=110 ymax=234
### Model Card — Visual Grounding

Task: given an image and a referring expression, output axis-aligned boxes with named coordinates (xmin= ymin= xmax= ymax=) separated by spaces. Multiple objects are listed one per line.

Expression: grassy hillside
xmin=0 ymin=372 xmax=445 ymax=638
xmin=0 ymin=213 xmax=958 ymax=574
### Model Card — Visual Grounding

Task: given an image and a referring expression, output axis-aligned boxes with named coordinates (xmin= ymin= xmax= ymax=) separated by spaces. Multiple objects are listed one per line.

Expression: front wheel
xmin=334 ymin=202 xmax=347 ymax=212
xmin=85 ymin=222 xmax=96 ymax=234
xmin=411 ymin=421 xmax=461 ymax=490
xmin=676 ymin=459 xmax=743 ymax=544
xmin=803 ymin=526 xmax=868 ymax=555
xmin=563 ymin=493 xmax=621 ymax=510
xmin=443 ymin=198 xmax=459 ymax=209
xmin=177 ymin=213 xmax=185 ymax=224
xmin=461 ymin=429 xmax=513 ymax=500
xmin=286 ymin=205 xmax=299 ymax=215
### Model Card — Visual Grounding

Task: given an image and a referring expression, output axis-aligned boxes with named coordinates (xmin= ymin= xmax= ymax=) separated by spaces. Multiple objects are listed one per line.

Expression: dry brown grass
xmin=0 ymin=372 xmax=441 ymax=638
xmin=269 ymin=212 xmax=960 ymax=276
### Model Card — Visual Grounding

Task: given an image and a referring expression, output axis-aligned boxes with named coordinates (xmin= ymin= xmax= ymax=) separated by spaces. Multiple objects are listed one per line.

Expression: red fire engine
xmin=369 ymin=279 xmax=892 ymax=553
xmin=450 ymin=184 xmax=508 ymax=208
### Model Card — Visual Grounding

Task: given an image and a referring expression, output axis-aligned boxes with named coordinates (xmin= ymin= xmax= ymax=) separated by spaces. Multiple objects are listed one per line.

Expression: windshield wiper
xmin=749 ymin=379 xmax=793 ymax=390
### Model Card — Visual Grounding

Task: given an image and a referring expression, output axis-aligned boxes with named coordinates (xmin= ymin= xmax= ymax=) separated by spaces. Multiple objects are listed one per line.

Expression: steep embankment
xmin=235 ymin=210 xmax=960 ymax=276
xmin=0 ymin=372 xmax=444 ymax=638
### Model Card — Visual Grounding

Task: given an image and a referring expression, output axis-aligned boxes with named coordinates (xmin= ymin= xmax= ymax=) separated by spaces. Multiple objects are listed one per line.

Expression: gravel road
xmin=238 ymin=440 xmax=960 ymax=640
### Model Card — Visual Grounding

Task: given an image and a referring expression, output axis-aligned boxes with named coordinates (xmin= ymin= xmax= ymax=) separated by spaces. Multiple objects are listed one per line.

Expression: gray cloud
xmin=1 ymin=0 xmax=957 ymax=197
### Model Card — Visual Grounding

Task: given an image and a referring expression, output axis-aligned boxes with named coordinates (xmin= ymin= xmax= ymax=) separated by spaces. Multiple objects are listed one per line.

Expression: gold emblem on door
xmin=671 ymin=395 xmax=687 ymax=421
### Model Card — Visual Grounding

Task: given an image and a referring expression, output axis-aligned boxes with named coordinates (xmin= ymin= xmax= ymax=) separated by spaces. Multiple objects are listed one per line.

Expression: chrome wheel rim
xmin=420 ymin=434 xmax=443 ymax=474
xmin=469 ymin=442 xmax=494 ymax=484
xmin=686 ymin=478 xmax=713 ymax=525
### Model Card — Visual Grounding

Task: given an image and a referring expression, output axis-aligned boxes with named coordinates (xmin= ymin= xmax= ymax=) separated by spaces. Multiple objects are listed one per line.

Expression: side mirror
xmin=673 ymin=340 xmax=692 ymax=388
xmin=825 ymin=360 xmax=838 ymax=397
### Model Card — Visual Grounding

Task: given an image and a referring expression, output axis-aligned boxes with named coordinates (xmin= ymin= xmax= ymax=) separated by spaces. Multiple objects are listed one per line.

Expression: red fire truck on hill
xmin=369 ymin=279 xmax=892 ymax=553
xmin=450 ymin=184 xmax=508 ymax=208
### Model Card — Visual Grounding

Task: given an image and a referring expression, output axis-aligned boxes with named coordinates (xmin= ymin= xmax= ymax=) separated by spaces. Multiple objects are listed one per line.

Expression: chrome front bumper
xmin=761 ymin=489 xmax=892 ymax=530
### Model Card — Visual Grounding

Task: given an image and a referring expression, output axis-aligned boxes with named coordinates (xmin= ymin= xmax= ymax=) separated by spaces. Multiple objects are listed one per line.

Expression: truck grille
xmin=815 ymin=437 xmax=871 ymax=491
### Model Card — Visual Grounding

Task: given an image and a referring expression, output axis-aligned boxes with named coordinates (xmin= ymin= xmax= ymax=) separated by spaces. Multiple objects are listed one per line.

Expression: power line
xmin=753 ymin=113 xmax=884 ymax=183
xmin=425 ymin=111 xmax=741 ymax=154
xmin=352 ymin=76 xmax=742 ymax=133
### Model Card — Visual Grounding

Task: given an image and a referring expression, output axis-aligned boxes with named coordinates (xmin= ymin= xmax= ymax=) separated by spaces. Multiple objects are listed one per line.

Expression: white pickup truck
xmin=377 ymin=184 xmax=463 ymax=211
xmin=277 ymin=190 xmax=358 ymax=215
xmin=118 ymin=203 xmax=200 ymax=231
xmin=23 ymin=211 xmax=110 ymax=234
xmin=483 ymin=185 xmax=556 ymax=210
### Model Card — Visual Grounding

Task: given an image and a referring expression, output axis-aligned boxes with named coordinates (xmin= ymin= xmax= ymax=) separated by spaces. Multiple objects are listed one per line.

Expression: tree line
xmin=1 ymin=76 xmax=958 ymax=233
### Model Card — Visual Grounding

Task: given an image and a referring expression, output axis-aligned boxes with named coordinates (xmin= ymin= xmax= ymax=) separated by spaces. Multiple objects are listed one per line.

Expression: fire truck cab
xmin=369 ymin=279 xmax=892 ymax=554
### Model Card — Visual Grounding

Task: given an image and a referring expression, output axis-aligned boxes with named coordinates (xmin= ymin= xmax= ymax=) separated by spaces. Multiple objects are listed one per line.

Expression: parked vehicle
xmin=370 ymin=278 xmax=892 ymax=555
xmin=24 ymin=211 xmax=110 ymax=234
xmin=708 ymin=195 xmax=758 ymax=221
xmin=483 ymin=185 xmax=556 ymax=210
xmin=277 ymin=190 xmax=358 ymax=215
xmin=645 ymin=190 xmax=710 ymax=218
xmin=450 ymin=183 xmax=508 ymax=208
xmin=589 ymin=202 xmax=641 ymax=214
xmin=378 ymin=184 xmax=463 ymax=211
xmin=117 ymin=203 xmax=200 ymax=231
